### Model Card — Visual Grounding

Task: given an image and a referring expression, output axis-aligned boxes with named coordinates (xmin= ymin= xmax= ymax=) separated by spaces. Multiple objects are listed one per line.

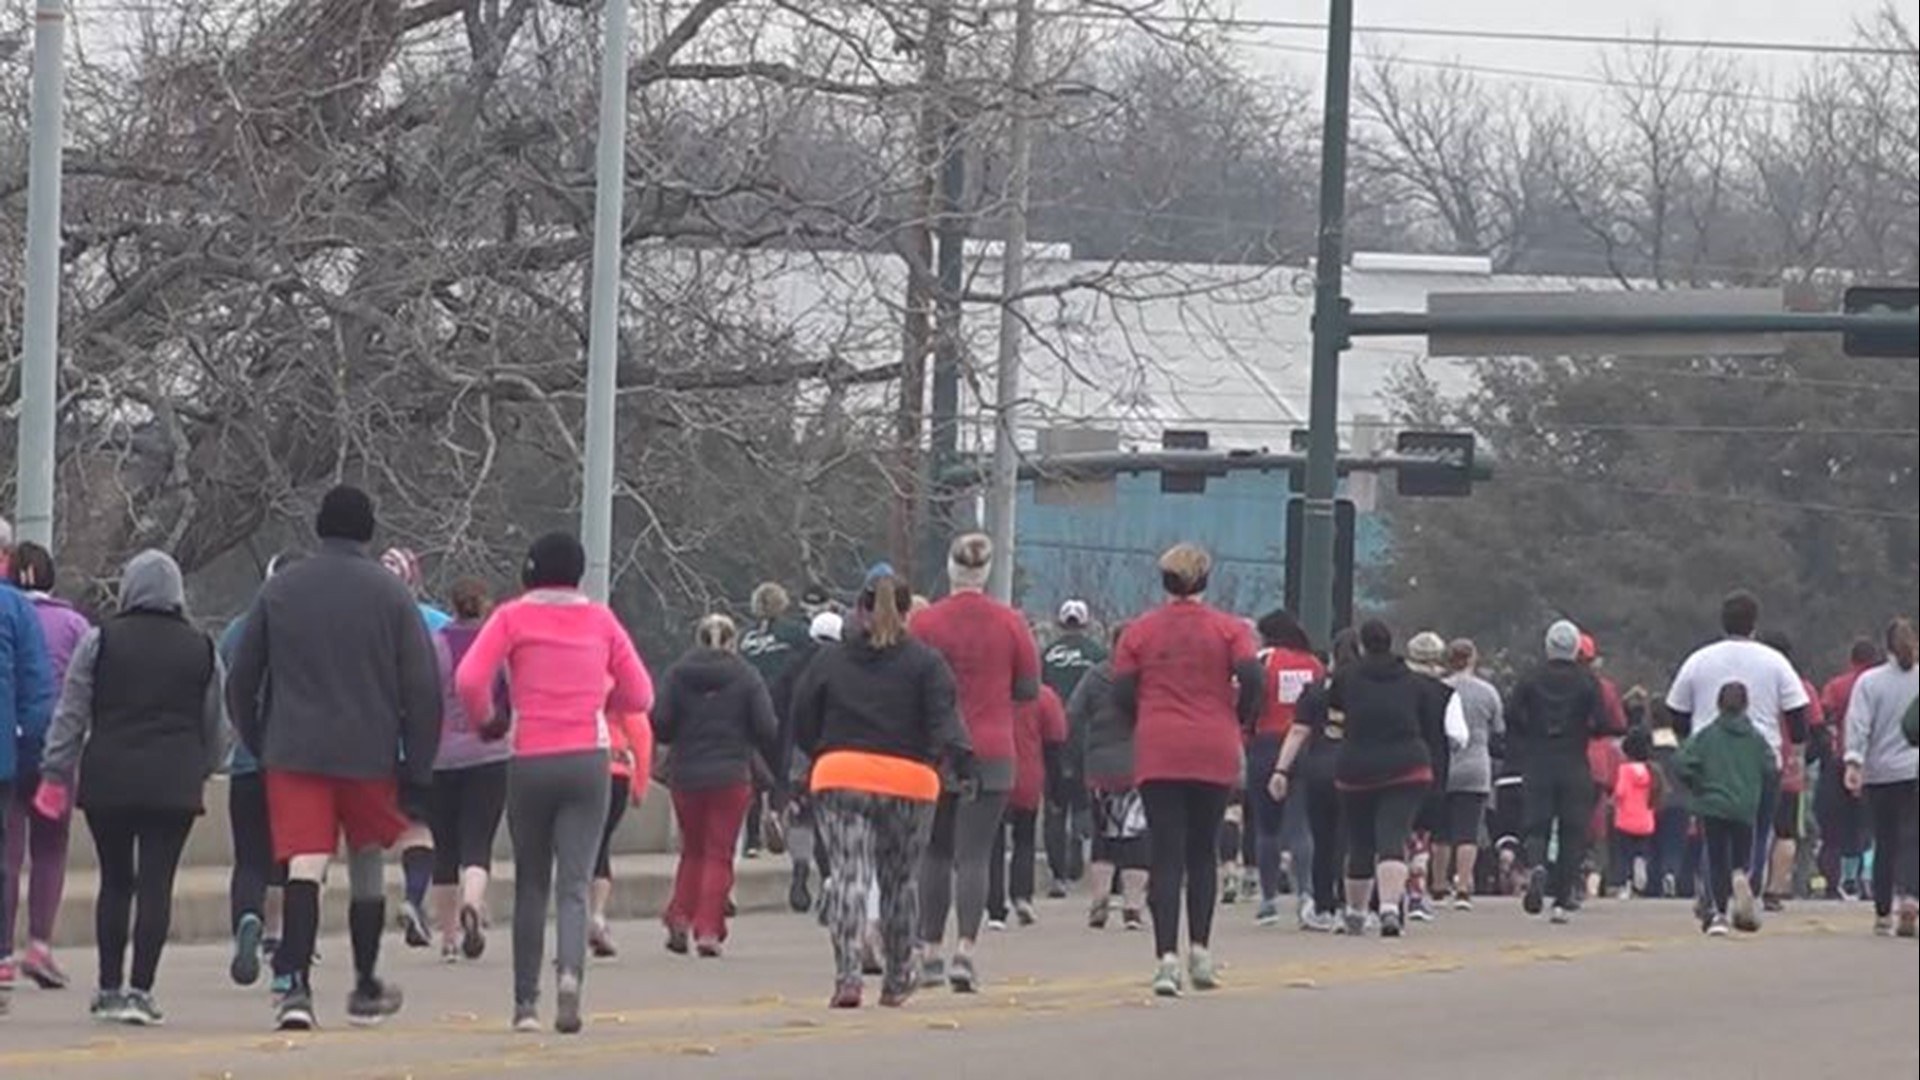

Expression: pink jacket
xmin=455 ymin=590 xmax=655 ymax=759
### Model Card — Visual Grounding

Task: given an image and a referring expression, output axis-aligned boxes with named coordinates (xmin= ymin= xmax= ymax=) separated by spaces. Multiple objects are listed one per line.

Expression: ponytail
xmin=865 ymin=576 xmax=911 ymax=649
xmin=1888 ymin=617 xmax=1918 ymax=672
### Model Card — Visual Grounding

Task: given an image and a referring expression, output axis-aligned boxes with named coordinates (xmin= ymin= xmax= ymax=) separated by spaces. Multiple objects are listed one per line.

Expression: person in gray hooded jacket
xmin=35 ymin=550 xmax=226 ymax=1027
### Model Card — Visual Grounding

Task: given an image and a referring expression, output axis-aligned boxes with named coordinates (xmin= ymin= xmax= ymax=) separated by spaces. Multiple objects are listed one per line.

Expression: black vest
xmin=78 ymin=611 xmax=217 ymax=814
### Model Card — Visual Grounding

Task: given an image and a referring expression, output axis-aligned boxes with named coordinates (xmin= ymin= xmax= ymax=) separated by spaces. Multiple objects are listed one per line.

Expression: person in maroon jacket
xmin=1113 ymin=543 xmax=1264 ymax=998
xmin=1816 ymin=639 xmax=1881 ymax=899
xmin=909 ymin=534 xmax=1041 ymax=994
xmin=987 ymin=686 xmax=1067 ymax=929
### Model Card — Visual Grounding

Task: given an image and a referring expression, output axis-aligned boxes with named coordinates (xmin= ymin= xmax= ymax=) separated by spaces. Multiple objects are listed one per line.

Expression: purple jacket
xmin=30 ymin=593 xmax=92 ymax=693
xmin=434 ymin=622 xmax=512 ymax=771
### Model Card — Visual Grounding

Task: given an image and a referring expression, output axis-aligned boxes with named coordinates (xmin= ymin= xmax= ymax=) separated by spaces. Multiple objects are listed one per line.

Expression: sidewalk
xmin=37 ymin=854 xmax=797 ymax=950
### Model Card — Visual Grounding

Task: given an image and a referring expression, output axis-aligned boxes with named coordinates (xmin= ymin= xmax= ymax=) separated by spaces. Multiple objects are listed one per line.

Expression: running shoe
xmin=695 ymin=939 xmax=723 ymax=959
xmin=1522 ymin=867 xmax=1548 ymax=916
xmin=398 ymin=902 xmax=432 ymax=950
xmin=21 ymin=943 xmax=68 ymax=990
xmin=1762 ymin=894 xmax=1786 ymax=914
xmin=1662 ymin=873 xmax=1678 ymax=900
xmin=1451 ymin=894 xmax=1475 ymax=912
xmin=1341 ymin=909 xmax=1367 ymax=937
xmin=346 ymin=978 xmax=404 ymax=1027
xmin=724 ymin=896 xmax=738 ymax=918
xmin=1380 ymin=908 xmax=1405 ymax=938
xmin=830 ymin=979 xmax=863 ymax=1009
xmin=1221 ymin=871 xmax=1239 ymax=906
xmin=460 ymin=904 xmax=487 ymax=961
xmin=1121 ymin=909 xmax=1145 ymax=932
xmin=879 ymin=980 xmax=915 ymax=1008
xmin=1150 ymin=954 xmax=1182 ymax=998
xmin=89 ymin=988 xmax=127 ymax=1023
xmin=1255 ymin=898 xmax=1282 ymax=927
xmin=1731 ymin=875 xmax=1761 ymax=933
xmin=664 ymin=925 xmax=691 ymax=955
xmin=512 ymin=1003 xmax=541 ymax=1033
xmin=270 ymin=973 xmax=294 ymax=1000
xmin=1014 ymin=900 xmax=1039 ymax=927
xmin=440 ymin=940 xmax=461 ymax=965
xmin=589 ymin=918 xmax=618 ymax=960
xmin=1406 ymin=895 xmax=1435 ymax=923
xmin=555 ymin=971 xmax=583 ymax=1035
xmin=1300 ymin=907 xmax=1339 ymax=933
xmin=276 ymin=986 xmax=317 ymax=1032
xmin=860 ymin=928 xmax=884 ymax=976
xmin=1548 ymin=905 xmax=1571 ymax=926
xmin=985 ymin=917 xmax=1009 ymax=932
xmin=789 ymin=865 xmax=813 ymax=914
xmin=1632 ymin=857 xmax=1649 ymax=897
xmin=1706 ymin=915 xmax=1732 ymax=937
xmin=1873 ymin=916 xmax=1895 ymax=937
xmin=1898 ymin=900 xmax=1920 ymax=940
xmin=1187 ymin=947 xmax=1220 ymax=991
xmin=0 ymin=957 xmax=15 ymax=994
xmin=947 ymin=954 xmax=979 ymax=994
xmin=1047 ymin=880 xmax=1070 ymax=900
xmin=231 ymin=913 xmax=264 ymax=987
xmin=918 ymin=955 xmax=947 ymax=989
xmin=120 ymin=989 xmax=164 ymax=1027
xmin=1088 ymin=897 xmax=1111 ymax=930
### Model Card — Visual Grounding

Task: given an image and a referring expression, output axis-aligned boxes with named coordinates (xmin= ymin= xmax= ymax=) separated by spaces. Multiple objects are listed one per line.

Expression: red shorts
xmin=266 ymin=771 xmax=407 ymax=861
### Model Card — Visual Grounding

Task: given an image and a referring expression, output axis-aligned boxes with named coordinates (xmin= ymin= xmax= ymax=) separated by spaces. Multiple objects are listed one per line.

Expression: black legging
xmin=228 ymin=772 xmax=286 ymax=931
xmin=1305 ymin=770 xmax=1343 ymax=914
xmin=987 ymin=807 xmax=1040 ymax=920
xmin=1340 ymin=782 xmax=1428 ymax=880
xmin=1701 ymin=815 xmax=1754 ymax=917
xmin=1866 ymin=780 xmax=1920 ymax=919
xmin=87 ymin=809 xmax=196 ymax=992
xmin=428 ymin=761 xmax=509 ymax=885
xmin=1139 ymin=780 xmax=1231 ymax=958
xmin=596 ymin=774 xmax=632 ymax=881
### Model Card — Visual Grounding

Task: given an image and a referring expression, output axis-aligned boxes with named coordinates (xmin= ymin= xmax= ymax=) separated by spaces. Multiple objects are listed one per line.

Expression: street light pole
xmin=984 ymin=0 xmax=1037 ymax=604
xmin=1299 ymin=0 xmax=1355 ymax=648
xmin=580 ymin=0 xmax=631 ymax=602
xmin=14 ymin=0 xmax=67 ymax=548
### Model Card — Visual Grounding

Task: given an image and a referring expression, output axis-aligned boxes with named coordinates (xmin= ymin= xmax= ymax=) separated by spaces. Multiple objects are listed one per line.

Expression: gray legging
xmin=918 ymin=787 xmax=1011 ymax=946
xmin=507 ymin=751 xmax=611 ymax=1006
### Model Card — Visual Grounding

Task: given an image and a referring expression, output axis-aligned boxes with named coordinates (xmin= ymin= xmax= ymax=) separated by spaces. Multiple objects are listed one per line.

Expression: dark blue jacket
xmin=1 ymin=583 xmax=56 ymax=784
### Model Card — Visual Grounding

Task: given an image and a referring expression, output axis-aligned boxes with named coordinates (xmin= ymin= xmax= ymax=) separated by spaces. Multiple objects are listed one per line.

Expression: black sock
xmin=402 ymin=848 xmax=433 ymax=909
xmin=275 ymin=880 xmax=321 ymax=987
xmin=348 ymin=898 xmax=385 ymax=993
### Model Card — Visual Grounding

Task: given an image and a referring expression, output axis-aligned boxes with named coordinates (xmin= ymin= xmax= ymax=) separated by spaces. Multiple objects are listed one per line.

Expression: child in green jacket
xmin=1674 ymin=682 xmax=1779 ymax=936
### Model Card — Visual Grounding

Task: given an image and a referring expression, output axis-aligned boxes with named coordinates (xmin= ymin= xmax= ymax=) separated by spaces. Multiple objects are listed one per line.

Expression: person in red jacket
xmin=987 ymin=686 xmax=1067 ymax=929
xmin=1758 ymin=630 xmax=1822 ymax=912
xmin=1247 ymin=610 xmax=1323 ymax=926
xmin=1114 ymin=543 xmax=1264 ymax=997
xmin=909 ymin=534 xmax=1040 ymax=994
xmin=1817 ymin=639 xmax=1881 ymax=898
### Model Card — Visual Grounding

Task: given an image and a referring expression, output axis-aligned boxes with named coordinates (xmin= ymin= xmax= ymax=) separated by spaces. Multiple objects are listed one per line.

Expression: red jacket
xmin=1115 ymin=602 xmax=1258 ymax=787
xmin=1821 ymin=665 xmax=1873 ymax=762
xmin=1011 ymin=687 xmax=1068 ymax=811
xmin=1254 ymin=647 xmax=1325 ymax=741
xmin=912 ymin=591 xmax=1041 ymax=763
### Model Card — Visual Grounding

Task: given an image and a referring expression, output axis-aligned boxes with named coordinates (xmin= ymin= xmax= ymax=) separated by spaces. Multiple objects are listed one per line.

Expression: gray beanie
xmin=1545 ymin=619 xmax=1582 ymax=662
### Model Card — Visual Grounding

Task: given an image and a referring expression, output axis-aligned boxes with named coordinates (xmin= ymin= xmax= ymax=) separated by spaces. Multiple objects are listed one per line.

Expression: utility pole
xmin=1299 ymin=0 xmax=1355 ymax=649
xmin=984 ymin=0 xmax=1037 ymax=603
xmin=580 ymin=0 xmax=631 ymax=602
xmin=14 ymin=0 xmax=67 ymax=548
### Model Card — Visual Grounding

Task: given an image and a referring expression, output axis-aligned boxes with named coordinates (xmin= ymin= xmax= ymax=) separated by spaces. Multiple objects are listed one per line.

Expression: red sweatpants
xmin=666 ymin=784 xmax=754 ymax=942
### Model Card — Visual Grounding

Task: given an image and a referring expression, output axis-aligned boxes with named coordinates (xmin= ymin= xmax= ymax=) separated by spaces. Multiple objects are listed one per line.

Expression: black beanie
xmin=523 ymin=532 xmax=586 ymax=590
xmin=315 ymin=485 xmax=376 ymax=543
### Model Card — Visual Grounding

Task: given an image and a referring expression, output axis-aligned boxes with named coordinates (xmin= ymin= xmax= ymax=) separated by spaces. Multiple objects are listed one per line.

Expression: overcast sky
xmin=1231 ymin=0 xmax=1904 ymax=95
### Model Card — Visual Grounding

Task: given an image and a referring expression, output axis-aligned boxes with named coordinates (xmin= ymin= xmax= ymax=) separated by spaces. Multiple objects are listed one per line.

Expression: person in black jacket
xmin=654 ymin=614 xmax=780 ymax=958
xmin=1508 ymin=619 xmax=1612 ymax=923
xmin=791 ymin=569 xmax=971 ymax=1009
xmin=34 ymin=551 xmax=226 ymax=1027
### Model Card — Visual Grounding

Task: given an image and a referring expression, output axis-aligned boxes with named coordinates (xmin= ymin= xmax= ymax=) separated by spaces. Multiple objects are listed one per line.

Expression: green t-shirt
xmin=1042 ymin=631 xmax=1108 ymax=702
xmin=742 ymin=617 xmax=810 ymax=684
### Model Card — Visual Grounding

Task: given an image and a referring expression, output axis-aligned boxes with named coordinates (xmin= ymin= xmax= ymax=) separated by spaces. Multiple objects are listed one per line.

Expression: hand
xmin=629 ymin=778 xmax=648 ymax=807
xmin=476 ymin=710 xmax=512 ymax=742
xmin=1843 ymin=762 xmax=1864 ymax=797
xmin=31 ymin=778 xmax=70 ymax=821
xmin=1266 ymin=770 xmax=1290 ymax=803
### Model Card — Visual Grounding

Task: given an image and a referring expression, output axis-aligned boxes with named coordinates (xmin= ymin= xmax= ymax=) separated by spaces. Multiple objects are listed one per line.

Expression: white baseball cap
xmin=810 ymin=611 xmax=844 ymax=643
xmin=1058 ymin=599 xmax=1091 ymax=628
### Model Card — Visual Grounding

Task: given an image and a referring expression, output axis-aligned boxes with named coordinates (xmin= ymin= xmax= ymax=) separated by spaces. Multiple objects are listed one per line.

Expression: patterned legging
xmin=815 ymin=790 xmax=934 ymax=995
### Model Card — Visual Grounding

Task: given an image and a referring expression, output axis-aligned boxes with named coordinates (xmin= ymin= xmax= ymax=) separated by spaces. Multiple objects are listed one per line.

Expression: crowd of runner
xmin=0 ymin=492 xmax=1914 ymax=1031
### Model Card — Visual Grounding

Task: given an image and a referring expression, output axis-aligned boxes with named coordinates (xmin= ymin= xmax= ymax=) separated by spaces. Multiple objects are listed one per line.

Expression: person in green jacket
xmin=1675 ymin=681 xmax=1779 ymax=937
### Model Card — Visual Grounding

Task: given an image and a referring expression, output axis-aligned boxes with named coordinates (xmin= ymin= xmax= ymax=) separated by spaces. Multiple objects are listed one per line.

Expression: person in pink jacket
xmin=455 ymin=533 xmax=653 ymax=1037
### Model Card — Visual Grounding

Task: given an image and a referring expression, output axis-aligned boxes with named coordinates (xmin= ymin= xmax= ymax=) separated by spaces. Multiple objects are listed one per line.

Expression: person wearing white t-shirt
xmin=1664 ymin=591 xmax=1812 ymax=886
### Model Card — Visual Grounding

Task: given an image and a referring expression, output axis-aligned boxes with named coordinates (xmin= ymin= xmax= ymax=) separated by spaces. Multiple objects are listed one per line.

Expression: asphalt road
xmin=2 ymin=893 xmax=1913 ymax=1079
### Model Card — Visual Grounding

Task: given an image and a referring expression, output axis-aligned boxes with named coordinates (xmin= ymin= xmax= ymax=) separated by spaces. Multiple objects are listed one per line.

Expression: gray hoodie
xmin=1844 ymin=660 xmax=1920 ymax=785
xmin=41 ymin=550 xmax=229 ymax=786
xmin=1444 ymin=670 xmax=1505 ymax=795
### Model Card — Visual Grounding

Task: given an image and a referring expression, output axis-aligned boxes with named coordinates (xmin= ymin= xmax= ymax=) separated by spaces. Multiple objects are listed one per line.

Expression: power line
xmin=1003 ymin=416 xmax=1920 ymax=438
xmin=1497 ymin=471 xmax=1919 ymax=522
xmin=1061 ymin=7 xmax=1918 ymax=58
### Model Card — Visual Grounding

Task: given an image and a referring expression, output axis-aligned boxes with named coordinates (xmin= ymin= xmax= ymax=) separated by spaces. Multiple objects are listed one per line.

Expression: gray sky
xmin=1232 ymin=0 xmax=1903 ymax=96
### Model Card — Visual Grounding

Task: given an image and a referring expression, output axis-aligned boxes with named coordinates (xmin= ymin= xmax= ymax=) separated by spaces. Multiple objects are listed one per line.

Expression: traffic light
xmin=1394 ymin=430 xmax=1476 ymax=498
xmin=1285 ymin=497 xmax=1356 ymax=632
xmin=1160 ymin=429 xmax=1215 ymax=494
xmin=1843 ymin=285 xmax=1920 ymax=358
